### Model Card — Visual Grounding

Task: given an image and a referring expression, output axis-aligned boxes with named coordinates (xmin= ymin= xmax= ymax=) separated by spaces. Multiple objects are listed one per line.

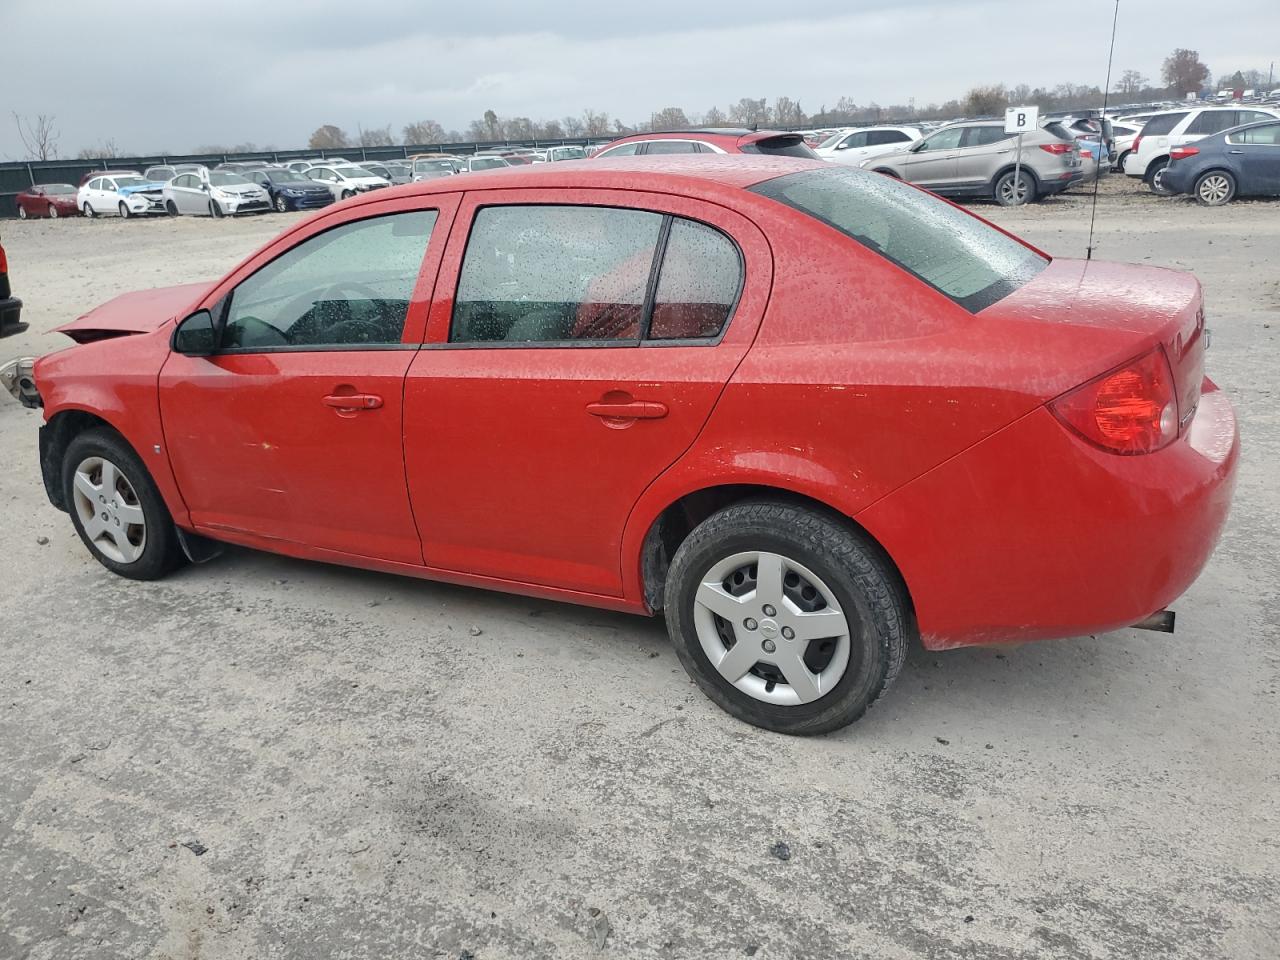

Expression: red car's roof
xmin=367 ymin=155 xmax=824 ymax=203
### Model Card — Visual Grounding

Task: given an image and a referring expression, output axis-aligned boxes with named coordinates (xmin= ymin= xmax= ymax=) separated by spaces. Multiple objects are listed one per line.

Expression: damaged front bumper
xmin=0 ymin=356 xmax=40 ymax=407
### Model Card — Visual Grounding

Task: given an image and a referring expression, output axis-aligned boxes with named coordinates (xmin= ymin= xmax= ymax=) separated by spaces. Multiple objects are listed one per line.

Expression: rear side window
xmin=1187 ymin=111 xmax=1241 ymax=135
xmin=867 ymin=130 xmax=911 ymax=145
xmin=751 ymin=167 xmax=1046 ymax=312
xmin=649 ymin=219 xmax=742 ymax=340
xmin=645 ymin=140 xmax=701 ymax=155
xmin=222 ymin=211 xmax=437 ymax=350
xmin=1142 ymin=112 xmax=1188 ymax=136
xmin=740 ymin=135 xmax=817 ymax=158
xmin=598 ymin=142 xmax=639 ymax=158
xmin=1228 ymin=122 xmax=1280 ymax=144
xmin=962 ymin=126 xmax=1014 ymax=147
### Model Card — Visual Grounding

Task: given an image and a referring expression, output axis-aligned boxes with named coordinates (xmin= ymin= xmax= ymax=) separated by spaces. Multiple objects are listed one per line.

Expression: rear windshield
xmin=1143 ymin=112 xmax=1188 ymax=136
xmin=740 ymin=135 xmax=818 ymax=158
xmin=750 ymin=167 xmax=1047 ymax=312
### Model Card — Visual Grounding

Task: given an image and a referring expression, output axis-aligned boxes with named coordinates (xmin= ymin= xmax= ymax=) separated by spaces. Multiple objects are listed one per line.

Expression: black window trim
xmin=438 ymin=201 xmax=746 ymax=350
xmin=209 ymin=207 xmax=441 ymax=355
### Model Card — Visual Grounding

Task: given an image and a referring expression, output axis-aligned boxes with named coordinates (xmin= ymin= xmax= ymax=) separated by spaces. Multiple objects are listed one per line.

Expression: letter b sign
xmin=1005 ymin=106 xmax=1040 ymax=134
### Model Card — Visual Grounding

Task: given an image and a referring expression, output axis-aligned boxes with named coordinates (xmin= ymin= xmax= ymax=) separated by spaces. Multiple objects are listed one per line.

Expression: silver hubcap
xmin=72 ymin=456 xmax=146 ymax=564
xmin=1152 ymin=167 xmax=1166 ymax=191
xmin=49 ymin=205 xmax=58 ymax=218
xmin=693 ymin=551 xmax=851 ymax=706
xmin=1199 ymin=175 xmax=1230 ymax=203
xmin=1000 ymin=174 xmax=1030 ymax=204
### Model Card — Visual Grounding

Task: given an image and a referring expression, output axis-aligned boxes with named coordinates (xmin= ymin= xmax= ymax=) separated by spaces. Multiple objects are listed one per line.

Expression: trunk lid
xmin=982 ymin=258 xmax=1205 ymax=425
xmin=55 ymin=282 xmax=210 ymax=343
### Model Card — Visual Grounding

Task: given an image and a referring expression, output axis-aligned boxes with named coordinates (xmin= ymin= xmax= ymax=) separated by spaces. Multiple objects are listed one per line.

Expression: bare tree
xmin=308 ymin=125 xmax=350 ymax=149
xmin=561 ymin=116 xmax=584 ymax=137
xmin=649 ymin=106 xmax=689 ymax=130
xmin=483 ymin=110 xmax=502 ymax=139
xmin=1115 ymin=69 xmax=1148 ymax=96
xmin=403 ymin=120 xmax=445 ymax=145
xmin=772 ymin=97 xmax=805 ymax=128
xmin=357 ymin=124 xmax=395 ymax=147
xmin=728 ymin=98 xmax=770 ymax=127
xmin=581 ymin=109 xmax=612 ymax=136
xmin=76 ymin=138 xmax=124 ymax=160
xmin=539 ymin=119 xmax=565 ymax=139
xmin=702 ymin=105 xmax=727 ymax=126
xmin=13 ymin=113 xmax=59 ymax=161
xmin=963 ymin=85 xmax=1008 ymax=116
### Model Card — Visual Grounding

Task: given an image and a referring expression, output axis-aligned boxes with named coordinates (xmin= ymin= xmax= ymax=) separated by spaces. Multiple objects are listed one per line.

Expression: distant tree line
xmin=10 ymin=48 xmax=1271 ymax=161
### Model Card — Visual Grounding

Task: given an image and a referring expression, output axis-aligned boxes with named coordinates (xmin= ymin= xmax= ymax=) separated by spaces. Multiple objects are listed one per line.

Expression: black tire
xmin=340 ymin=189 xmax=354 ymax=200
xmin=994 ymin=168 xmax=1036 ymax=205
xmin=1194 ymin=169 xmax=1236 ymax=206
xmin=274 ymin=193 xmax=288 ymax=212
xmin=1146 ymin=158 xmax=1173 ymax=196
xmin=17 ymin=205 xmax=27 ymax=220
xmin=165 ymin=199 xmax=178 ymax=216
xmin=83 ymin=202 xmax=95 ymax=218
xmin=1114 ymin=149 xmax=1132 ymax=172
xmin=119 ymin=201 xmax=131 ymax=219
xmin=48 ymin=204 xmax=59 ymax=219
xmin=664 ymin=501 xmax=910 ymax=735
xmin=62 ymin=428 xmax=185 ymax=581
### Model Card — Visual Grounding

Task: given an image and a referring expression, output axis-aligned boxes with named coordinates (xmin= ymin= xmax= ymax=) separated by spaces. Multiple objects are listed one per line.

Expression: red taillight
xmin=1051 ymin=348 xmax=1179 ymax=455
xmin=1131 ymin=134 xmax=1144 ymax=154
xmin=1170 ymin=145 xmax=1200 ymax=161
xmin=1039 ymin=142 xmax=1074 ymax=155
xmin=0 ymin=243 xmax=7 ymax=275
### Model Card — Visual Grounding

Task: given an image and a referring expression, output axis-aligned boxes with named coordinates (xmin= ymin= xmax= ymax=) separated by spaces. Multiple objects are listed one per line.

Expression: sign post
xmin=1004 ymin=106 xmax=1039 ymax=205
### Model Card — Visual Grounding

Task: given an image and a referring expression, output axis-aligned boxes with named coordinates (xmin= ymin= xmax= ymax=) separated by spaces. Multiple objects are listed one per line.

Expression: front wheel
xmin=340 ymin=189 xmax=354 ymax=200
xmin=62 ymin=428 xmax=185 ymax=581
xmin=209 ymin=199 xmax=224 ymax=218
xmin=1147 ymin=159 xmax=1173 ymax=196
xmin=664 ymin=501 xmax=910 ymax=735
xmin=48 ymin=204 xmax=59 ymax=219
xmin=17 ymin=205 xmax=27 ymax=220
xmin=1195 ymin=170 xmax=1236 ymax=206
xmin=274 ymin=193 xmax=288 ymax=212
xmin=119 ymin=201 xmax=131 ymax=219
xmin=165 ymin=199 xmax=178 ymax=216
xmin=994 ymin=169 xmax=1035 ymax=205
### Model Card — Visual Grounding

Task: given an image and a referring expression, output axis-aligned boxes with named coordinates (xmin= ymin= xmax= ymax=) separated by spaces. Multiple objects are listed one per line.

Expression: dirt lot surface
xmin=1 ymin=178 xmax=1277 ymax=959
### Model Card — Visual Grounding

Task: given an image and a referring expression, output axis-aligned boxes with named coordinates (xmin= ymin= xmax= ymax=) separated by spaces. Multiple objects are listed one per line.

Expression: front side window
xmin=840 ymin=133 xmax=868 ymax=149
xmin=451 ymin=205 xmax=663 ymax=343
xmin=919 ymin=127 xmax=964 ymax=151
xmin=751 ymin=167 xmax=1046 ymax=312
xmin=221 ymin=211 xmax=437 ymax=350
xmin=1142 ymin=112 xmax=1188 ymax=136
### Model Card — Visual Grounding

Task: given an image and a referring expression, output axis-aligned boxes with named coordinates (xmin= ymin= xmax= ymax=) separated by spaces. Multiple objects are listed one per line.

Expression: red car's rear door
xmin=403 ymin=188 xmax=771 ymax=597
xmin=159 ymin=194 xmax=459 ymax=563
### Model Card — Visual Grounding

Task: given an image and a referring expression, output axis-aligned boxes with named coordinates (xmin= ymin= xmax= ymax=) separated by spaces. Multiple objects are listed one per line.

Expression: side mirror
xmin=910 ymin=141 xmax=927 ymax=152
xmin=173 ymin=309 xmax=217 ymax=357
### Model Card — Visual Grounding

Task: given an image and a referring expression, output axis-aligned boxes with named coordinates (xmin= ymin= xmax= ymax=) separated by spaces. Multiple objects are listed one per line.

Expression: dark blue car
xmin=1162 ymin=119 xmax=1280 ymax=205
xmin=247 ymin=168 xmax=335 ymax=213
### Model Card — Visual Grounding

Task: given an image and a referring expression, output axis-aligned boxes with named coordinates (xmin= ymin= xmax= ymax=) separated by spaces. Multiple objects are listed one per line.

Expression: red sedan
xmin=15 ymin=183 xmax=81 ymax=219
xmin=5 ymin=157 xmax=1237 ymax=734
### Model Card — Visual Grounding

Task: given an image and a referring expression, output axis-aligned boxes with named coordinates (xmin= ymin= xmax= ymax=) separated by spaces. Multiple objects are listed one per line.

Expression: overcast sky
xmin=3 ymin=0 xmax=1277 ymax=158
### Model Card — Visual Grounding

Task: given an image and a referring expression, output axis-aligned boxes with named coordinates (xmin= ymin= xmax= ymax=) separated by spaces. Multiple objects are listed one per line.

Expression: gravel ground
xmin=1 ymin=178 xmax=1278 ymax=960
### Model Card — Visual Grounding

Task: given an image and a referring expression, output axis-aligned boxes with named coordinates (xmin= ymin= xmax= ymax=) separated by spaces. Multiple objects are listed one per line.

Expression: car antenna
xmin=1086 ymin=0 xmax=1121 ymax=261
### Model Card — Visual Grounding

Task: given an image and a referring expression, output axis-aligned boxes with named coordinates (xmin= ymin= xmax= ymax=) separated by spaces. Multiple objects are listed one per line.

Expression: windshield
xmin=41 ymin=184 xmax=76 ymax=195
xmin=556 ymin=147 xmax=586 ymax=159
xmin=750 ymin=167 xmax=1047 ymax=312
xmin=471 ymin=157 xmax=508 ymax=170
xmin=335 ymin=166 xmax=375 ymax=178
xmin=113 ymin=177 xmax=148 ymax=189
xmin=818 ymin=132 xmax=846 ymax=149
xmin=208 ymin=172 xmax=251 ymax=186
xmin=415 ymin=159 xmax=455 ymax=172
xmin=268 ymin=170 xmax=308 ymax=183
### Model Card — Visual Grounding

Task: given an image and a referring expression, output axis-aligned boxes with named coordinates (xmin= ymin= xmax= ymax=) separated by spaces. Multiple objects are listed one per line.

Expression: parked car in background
xmin=593 ymin=129 xmax=818 ymax=158
xmin=1076 ymin=138 xmax=1110 ymax=182
xmin=77 ymin=169 xmax=140 ymax=187
xmin=0 ymin=236 xmax=22 ymax=338
xmin=815 ymin=126 xmax=924 ymax=167
xmin=78 ymin=174 xmax=166 ymax=218
xmin=867 ymin=120 xmax=1083 ymax=204
xmin=15 ymin=184 xmax=81 ymax=219
xmin=246 ymin=168 xmax=336 ymax=212
xmin=285 ymin=160 xmax=324 ymax=173
xmin=5 ymin=157 xmax=1237 ymax=735
xmin=463 ymin=155 xmax=511 ymax=173
xmin=143 ymin=164 xmax=208 ymax=183
xmin=411 ymin=156 xmax=463 ymax=180
xmin=1123 ymin=106 xmax=1280 ymax=194
xmin=542 ymin=145 xmax=588 ymax=162
xmin=304 ymin=164 xmax=390 ymax=199
xmin=1161 ymin=119 xmax=1280 ymax=205
xmin=163 ymin=171 xmax=270 ymax=217
xmin=361 ymin=161 xmax=412 ymax=185
xmin=1110 ymin=123 xmax=1142 ymax=171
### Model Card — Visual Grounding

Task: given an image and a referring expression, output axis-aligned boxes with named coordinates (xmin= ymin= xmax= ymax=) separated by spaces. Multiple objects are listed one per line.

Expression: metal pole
xmin=1013 ymin=132 xmax=1023 ymax=204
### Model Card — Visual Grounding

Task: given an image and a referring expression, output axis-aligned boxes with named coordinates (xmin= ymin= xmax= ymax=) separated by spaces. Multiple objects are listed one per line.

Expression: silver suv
xmin=866 ymin=120 xmax=1084 ymax=205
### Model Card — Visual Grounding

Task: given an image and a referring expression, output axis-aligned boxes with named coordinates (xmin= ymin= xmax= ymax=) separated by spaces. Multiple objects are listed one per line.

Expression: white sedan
xmin=304 ymin=164 xmax=390 ymax=200
xmin=815 ymin=126 xmax=924 ymax=166
xmin=77 ymin=174 xmax=167 ymax=218
xmin=162 ymin=171 xmax=271 ymax=217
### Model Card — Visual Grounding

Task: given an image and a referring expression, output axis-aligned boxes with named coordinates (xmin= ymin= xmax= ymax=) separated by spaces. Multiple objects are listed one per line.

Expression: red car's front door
xmin=403 ymin=189 xmax=771 ymax=597
xmin=159 ymin=196 xmax=458 ymax=563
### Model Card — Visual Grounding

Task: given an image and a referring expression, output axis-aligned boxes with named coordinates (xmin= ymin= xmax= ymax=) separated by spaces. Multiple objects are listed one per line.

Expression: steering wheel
xmin=312 ymin=280 xmax=388 ymax=343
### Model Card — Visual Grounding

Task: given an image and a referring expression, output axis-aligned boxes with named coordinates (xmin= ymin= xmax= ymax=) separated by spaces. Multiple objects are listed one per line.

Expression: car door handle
xmin=322 ymin=393 xmax=383 ymax=411
xmin=586 ymin=399 xmax=668 ymax=420
xmin=1229 ymin=149 xmax=1244 ymax=154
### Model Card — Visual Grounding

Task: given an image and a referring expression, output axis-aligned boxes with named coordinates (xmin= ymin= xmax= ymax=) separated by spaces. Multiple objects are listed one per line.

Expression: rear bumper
xmin=857 ymin=380 xmax=1239 ymax=649
xmin=0 ymin=296 xmax=25 ymax=338
xmin=1159 ymin=163 xmax=1198 ymax=195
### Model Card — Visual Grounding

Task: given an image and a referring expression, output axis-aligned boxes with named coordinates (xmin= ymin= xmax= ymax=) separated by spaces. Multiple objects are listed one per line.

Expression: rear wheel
xmin=1147 ymin=158 xmax=1173 ymax=195
xmin=664 ymin=501 xmax=910 ymax=735
xmin=1195 ymin=170 xmax=1236 ymax=206
xmin=83 ymin=202 xmax=95 ymax=218
xmin=48 ymin=204 xmax=59 ymax=219
xmin=994 ymin=169 xmax=1035 ymax=205
xmin=62 ymin=428 xmax=184 ymax=581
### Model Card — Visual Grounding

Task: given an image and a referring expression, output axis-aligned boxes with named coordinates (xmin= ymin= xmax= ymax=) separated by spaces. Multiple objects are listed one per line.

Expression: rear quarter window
xmin=1142 ymin=112 xmax=1189 ymax=136
xmin=750 ymin=167 xmax=1046 ymax=312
